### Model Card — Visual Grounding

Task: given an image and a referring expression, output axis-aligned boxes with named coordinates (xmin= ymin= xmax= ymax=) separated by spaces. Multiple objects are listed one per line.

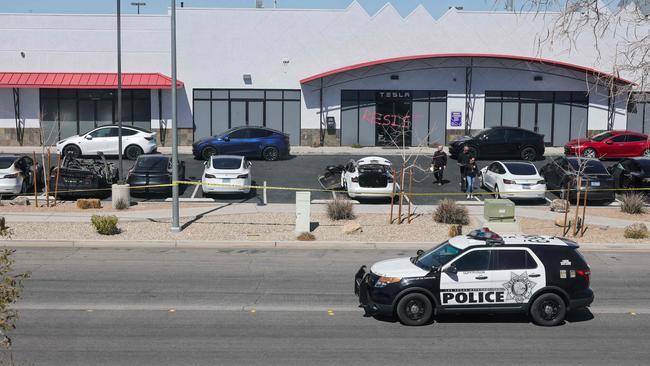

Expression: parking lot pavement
xmin=42 ymin=153 xmax=620 ymax=205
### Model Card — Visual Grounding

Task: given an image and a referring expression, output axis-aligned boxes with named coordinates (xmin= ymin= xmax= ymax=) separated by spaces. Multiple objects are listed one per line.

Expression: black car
xmin=354 ymin=228 xmax=593 ymax=327
xmin=49 ymin=153 xmax=119 ymax=199
xmin=449 ymin=127 xmax=545 ymax=161
xmin=540 ymin=156 xmax=615 ymax=203
xmin=608 ymin=158 xmax=650 ymax=192
xmin=126 ymin=154 xmax=185 ymax=196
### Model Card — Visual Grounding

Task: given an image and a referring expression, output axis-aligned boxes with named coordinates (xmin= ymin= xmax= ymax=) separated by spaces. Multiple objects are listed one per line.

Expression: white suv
xmin=56 ymin=125 xmax=157 ymax=160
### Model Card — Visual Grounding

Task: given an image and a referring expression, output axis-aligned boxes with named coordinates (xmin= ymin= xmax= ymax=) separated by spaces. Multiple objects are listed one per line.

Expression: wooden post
xmin=45 ymin=149 xmax=51 ymax=207
xmin=580 ymin=179 xmax=589 ymax=237
xmin=389 ymin=168 xmax=396 ymax=224
xmin=54 ymin=153 xmax=61 ymax=206
xmin=397 ymin=166 xmax=405 ymax=224
xmin=407 ymin=168 xmax=413 ymax=224
xmin=573 ymin=176 xmax=582 ymax=237
xmin=562 ymin=182 xmax=570 ymax=236
xmin=32 ymin=151 xmax=38 ymax=207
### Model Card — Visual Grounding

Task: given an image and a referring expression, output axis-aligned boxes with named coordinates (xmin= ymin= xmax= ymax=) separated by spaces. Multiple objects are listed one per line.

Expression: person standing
xmin=465 ymin=157 xmax=479 ymax=199
xmin=431 ymin=145 xmax=447 ymax=186
xmin=457 ymin=145 xmax=472 ymax=192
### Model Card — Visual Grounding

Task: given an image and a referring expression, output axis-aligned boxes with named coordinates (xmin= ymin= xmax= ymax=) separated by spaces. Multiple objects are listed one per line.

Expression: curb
xmin=2 ymin=239 xmax=650 ymax=251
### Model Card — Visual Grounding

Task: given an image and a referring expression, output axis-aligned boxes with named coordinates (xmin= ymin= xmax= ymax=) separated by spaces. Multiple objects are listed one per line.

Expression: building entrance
xmin=374 ymin=91 xmax=412 ymax=146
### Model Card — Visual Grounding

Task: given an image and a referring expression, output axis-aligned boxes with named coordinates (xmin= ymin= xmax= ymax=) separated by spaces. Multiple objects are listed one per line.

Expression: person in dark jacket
xmin=431 ymin=146 xmax=447 ymax=186
xmin=457 ymin=145 xmax=472 ymax=192
xmin=465 ymin=157 xmax=479 ymax=199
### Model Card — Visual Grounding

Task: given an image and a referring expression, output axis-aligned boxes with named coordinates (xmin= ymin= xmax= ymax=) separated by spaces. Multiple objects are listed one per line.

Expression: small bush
xmin=624 ymin=223 xmax=649 ymax=239
xmin=326 ymin=199 xmax=356 ymax=221
xmin=113 ymin=197 xmax=129 ymax=210
xmin=350 ymin=143 xmax=363 ymax=148
xmin=434 ymin=199 xmax=470 ymax=225
xmin=620 ymin=193 xmax=647 ymax=215
xmin=76 ymin=199 xmax=102 ymax=209
xmin=297 ymin=232 xmax=316 ymax=241
xmin=91 ymin=215 xmax=120 ymax=235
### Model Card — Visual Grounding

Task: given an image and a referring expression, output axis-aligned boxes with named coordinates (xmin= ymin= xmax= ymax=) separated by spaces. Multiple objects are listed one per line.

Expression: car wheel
xmin=642 ymin=149 xmax=650 ymax=158
xmin=582 ymin=148 xmax=597 ymax=159
xmin=521 ymin=147 xmax=537 ymax=161
xmin=262 ymin=146 xmax=280 ymax=161
xmin=395 ymin=293 xmax=433 ymax=326
xmin=494 ymin=185 xmax=501 ymax=199
xmin=125 ymin=145 xmax=143 ymax=160
xmin=530 ymin=293 xmax=566 ymax=326
xmin=62 ymin=144 xmax=81 ymax=158
xmin=201 ymin=146 xmax=217 ymax=161
xmin=20 ymin=179 xmax=28 ymax=194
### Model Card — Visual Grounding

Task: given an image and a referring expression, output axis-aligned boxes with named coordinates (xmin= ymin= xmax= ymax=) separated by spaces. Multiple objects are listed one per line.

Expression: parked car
xmin=126 ymin=155 xmax=185 ymax=196
xmin=0 ymin=154 xmax=43 ymax=195
xmin=202 ymin=155 xmax=252 ymax=195
xmin=608 ymin=157 xmax=650 ymax=192
xmin=540 ymin=156 xmax=615 ymax=203
xmin=49 ymin=153 xmax=119 ymax=199
xmin=192 ymin=126 xmax=290 ymax=161
xmin=449 ymin=126 xmax=544 ymax=161
xmin=479 ymin=161 xmax=546 ymax=200
xmin=564 ymin=130 xmax=650 ymax=159
xmin=56 ymin=125 xmax=157 ymax=160
xmin=341 ymin=157 xmax=398 ymax=199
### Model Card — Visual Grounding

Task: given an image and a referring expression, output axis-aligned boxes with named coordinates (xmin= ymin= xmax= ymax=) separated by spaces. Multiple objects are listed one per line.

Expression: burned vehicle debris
xmin=49 ymin=153 xmax=119 ymax=198
xmin=318 ymin=157 xmax=399 ymax=199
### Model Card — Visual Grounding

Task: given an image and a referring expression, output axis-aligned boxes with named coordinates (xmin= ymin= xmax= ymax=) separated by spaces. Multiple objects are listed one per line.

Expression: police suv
xmin=354 ymin=228 xmax=593 ymax=326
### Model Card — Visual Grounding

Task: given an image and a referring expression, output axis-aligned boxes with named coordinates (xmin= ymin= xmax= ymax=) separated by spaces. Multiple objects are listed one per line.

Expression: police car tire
xmin=396 ymin=293 xmax=433 ymax=326
xmin=530 ymin=293 xmax=566 ymax=327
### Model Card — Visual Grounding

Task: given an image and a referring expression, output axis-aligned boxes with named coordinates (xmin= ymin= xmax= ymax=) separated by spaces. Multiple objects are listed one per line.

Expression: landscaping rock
xmin=342 ymin=221 xmax=362 ymax=234
xmin=77 ymin=199 xmax=102 ymax=209
xmin=550 ymin=199 xmax=569 ymax=213
xmin=10 ymin=196 xmax=30 ymax=206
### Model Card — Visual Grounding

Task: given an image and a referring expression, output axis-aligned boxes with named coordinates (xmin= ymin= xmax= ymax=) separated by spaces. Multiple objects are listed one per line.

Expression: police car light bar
xmin=468 ymin=227 xmax=504 ymax=244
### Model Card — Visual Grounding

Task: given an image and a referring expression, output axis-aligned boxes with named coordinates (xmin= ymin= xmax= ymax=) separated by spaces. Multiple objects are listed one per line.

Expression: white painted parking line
xmin=191 ymin=184 xmax=200 ymax=199
xmin=331 ymin=191 xmax=337 ymax=200
xmin=544 ymin=196 xmax=553 ymax=204
xmin=474 ymin=195 xmax=482 ymax=202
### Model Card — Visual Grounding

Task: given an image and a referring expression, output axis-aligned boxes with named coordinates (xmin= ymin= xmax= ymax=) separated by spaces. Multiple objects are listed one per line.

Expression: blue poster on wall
xmin=450 ymin=111 xmax=462 ymax=127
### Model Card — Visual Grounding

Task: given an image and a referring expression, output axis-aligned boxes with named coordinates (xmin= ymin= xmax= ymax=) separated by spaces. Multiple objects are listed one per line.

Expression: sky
xmin=0 ymin=0 xmax=510 ymax=18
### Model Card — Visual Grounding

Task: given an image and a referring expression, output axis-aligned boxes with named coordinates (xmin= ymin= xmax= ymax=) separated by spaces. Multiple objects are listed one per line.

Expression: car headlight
xmin=375 ymin=276 xmax=402 ymax=288
xmin=643 ymin=178 xmax=650 ymax=183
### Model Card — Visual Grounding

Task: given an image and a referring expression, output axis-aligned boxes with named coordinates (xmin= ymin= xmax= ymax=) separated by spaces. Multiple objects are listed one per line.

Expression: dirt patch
xmin=0 ymin=200 xmax=209 ymax=213
xmin=528 ymin=206 xmax=650 ymax=222
xmin=518 ymin=217 xmax=649 ymax=244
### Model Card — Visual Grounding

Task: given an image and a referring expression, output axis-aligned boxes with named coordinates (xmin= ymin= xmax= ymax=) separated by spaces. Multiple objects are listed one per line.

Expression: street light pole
xmin=117 ymin=0 xmax=124 ymax=183
xmin=171 ymin=0 xmax=180 ymax=232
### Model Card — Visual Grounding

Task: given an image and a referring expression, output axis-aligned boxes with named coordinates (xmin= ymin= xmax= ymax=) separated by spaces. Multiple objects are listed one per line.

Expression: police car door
xmin=490 ymin=248 xmax=546 ymax=306
xmin=439 ymin=248 xmax=496 ymax=308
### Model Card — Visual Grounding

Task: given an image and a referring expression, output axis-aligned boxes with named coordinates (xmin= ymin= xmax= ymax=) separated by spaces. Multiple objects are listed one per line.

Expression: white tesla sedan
xmin=0 ymin=154 xmax=42 ymax=195
xmin=341 ymin=156 xmax=398 ymax=198
xmin=56 ymin=125 xmax=157 ymax=160
xmin=202 ymin=155 xmax=252 ymax=195
xmin=479 ymin=161 xmax=546 ymax=199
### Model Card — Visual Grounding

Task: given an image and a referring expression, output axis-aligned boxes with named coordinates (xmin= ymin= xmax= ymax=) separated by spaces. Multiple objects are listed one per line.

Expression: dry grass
xmin=433 ymin=199 xmax=470 ymax=225
xmin=76 ymin=199 xmax=102 ymax=209
xmin=296 ymin=232 xmax=316 ymax=241
xmin=326 ymin=199 xmax=356 ymax=221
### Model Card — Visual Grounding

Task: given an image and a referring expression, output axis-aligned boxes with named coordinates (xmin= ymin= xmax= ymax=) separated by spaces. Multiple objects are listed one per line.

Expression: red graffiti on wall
xmin=360 ymin=109 xmax=423 ymax=129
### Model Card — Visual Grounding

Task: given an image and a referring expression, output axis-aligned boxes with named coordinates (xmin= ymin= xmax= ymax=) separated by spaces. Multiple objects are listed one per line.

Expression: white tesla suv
xmin=341 ymin=156 xmax=399 ymax=199
xmin=479 ymin=161 xmax=546 ymax=199
xmin=202 ymin=155 xmax=252 ymax=195
xmin=56 ymin=125 xmax=157 ymax=160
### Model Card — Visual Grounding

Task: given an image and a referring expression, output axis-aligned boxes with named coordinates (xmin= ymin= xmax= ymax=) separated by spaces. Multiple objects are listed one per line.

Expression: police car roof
xmin=448 ymin=234 xmax=574 ymax=250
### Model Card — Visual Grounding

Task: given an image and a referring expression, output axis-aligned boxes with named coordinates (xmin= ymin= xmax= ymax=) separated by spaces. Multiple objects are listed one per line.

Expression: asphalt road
xmin=5 ymin=247 xmax=650 ymax=365
xmin=44 ymin=153 xmax=620 ymax=205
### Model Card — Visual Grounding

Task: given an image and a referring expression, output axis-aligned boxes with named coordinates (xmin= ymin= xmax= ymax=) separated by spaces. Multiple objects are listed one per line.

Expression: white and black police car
xmin=354 ymin=228 xmax=593 ymax=326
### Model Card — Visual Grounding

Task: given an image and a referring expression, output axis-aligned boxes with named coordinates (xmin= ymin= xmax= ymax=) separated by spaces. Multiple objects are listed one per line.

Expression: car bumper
xmin=202 ymin=178 xmax=251 ymax=194
xmin=499 ymin=184 xmax=547 ymax=199
xmin=354 ymin=266 xmax=394 ymax=317
xmin=127 ymin=177 xmax=172 ymax=194
xmin=568 ymin=188 xmax=615 ymax=202
xmin=0 ymin=179 xmax=21 ymax=194
xmin=142 ymin=141 xmax=157 ymax=154
xmin=348 ymin=184 xmax=397 ymax=198
xmin=569 ymin=289 xmax=594 ymax=310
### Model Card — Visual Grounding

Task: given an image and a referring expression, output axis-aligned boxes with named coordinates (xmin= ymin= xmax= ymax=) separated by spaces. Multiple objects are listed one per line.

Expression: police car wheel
xmin=396 ymin=293 xmax=433 ymax=326
xmin=530 ymin=293 xmax=566 ymax=326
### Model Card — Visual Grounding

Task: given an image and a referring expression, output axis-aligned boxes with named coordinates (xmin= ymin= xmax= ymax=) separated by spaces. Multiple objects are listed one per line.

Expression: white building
xmin=0 ymin=2 xmax=646 ymax=148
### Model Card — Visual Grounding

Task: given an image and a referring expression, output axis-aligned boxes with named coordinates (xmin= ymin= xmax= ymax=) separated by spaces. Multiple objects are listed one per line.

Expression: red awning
xmin=299 ymin=53 xmax=634 ymax=85
xmin=0 ymin=72 xmax=184 ymax=89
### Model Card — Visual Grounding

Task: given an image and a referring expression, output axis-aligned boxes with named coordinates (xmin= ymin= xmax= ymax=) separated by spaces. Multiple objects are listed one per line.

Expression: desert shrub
xmin=0 ymin=217 xmax=12 ymax=239
xmin=350 ymin=143 xmax=363 ymax=148
xmin=113 ymin=197 xmax=129 ymax=210
xmin=76 ymin=199 xmax=102 ymax=209
xmin=91 ymin=215 xmax=120 ymax=235
xmin=448 ymin=224 xmax=463 ymax=237
xmin=434 ymin=199 xmax=470 ymax=225
xmin=297 ymin=232 xmax=316 ymax=241
xmin=620 ymin=193 xmax=647 ymax=215
xmin=326 ymin=199 xmax=356 ymax=221
xmin=624 ymin=223 xmax=649 ymax=239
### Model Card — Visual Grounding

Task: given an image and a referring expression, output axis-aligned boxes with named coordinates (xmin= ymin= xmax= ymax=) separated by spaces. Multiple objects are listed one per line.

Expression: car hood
xmin=566 ymin=138 xmax=592 ymax=146
xmin=370 ymin=257 xmax=428 ymax=278
xmin=452 ymin=135 xmax=473 ymax=144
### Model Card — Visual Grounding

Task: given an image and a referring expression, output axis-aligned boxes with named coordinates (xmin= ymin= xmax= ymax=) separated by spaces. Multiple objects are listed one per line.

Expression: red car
xmin=564 ymin=130 xmax=650 ymax=158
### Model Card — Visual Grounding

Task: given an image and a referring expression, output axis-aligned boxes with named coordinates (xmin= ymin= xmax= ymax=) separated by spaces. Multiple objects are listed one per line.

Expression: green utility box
xmin=484 ymin=199 xmax=516 ymax=222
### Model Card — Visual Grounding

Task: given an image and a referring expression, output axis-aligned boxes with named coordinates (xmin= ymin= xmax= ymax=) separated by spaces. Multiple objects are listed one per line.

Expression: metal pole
xmin=117 ymin=0 xmax=124 ymax=183
xmin=171 ymin=0 xmax=180 ymax=232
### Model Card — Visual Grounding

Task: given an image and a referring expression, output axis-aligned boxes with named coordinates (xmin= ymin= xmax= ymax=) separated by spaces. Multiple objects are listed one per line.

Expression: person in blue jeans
xmin=465 ymin=157 xmax=479 ymax=199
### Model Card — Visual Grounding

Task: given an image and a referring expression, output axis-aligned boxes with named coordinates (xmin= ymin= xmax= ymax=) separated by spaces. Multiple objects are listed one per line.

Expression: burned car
xmin=49 ymin=153 xmax=119 ymax=199
xmin=341 ymin=157 xmax=399 ymax=199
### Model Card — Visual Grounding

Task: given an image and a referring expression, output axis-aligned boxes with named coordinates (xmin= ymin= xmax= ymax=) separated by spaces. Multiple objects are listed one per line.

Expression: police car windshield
xmin=413 ymin=241 xmax=461 ymax=270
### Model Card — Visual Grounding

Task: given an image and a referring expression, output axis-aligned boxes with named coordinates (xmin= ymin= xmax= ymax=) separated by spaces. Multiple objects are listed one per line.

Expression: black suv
xmin=354 ymin=228 xmax=593 ymax=327
xmin=449 ymin=127 xmax=545 ymax=161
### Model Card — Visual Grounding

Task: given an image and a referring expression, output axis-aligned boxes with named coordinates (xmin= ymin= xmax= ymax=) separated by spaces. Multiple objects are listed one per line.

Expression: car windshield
xmin=0 ymin=157 xmax=16 ymax=169
xmin=134 ymin=156 xmax=169 ymax=172
xmin=212 ymin=158 xmax=242 ymax=170
xmin=358 ymin=164 xmax=388 ymax=174
xmin=590 ymin=131 xmax=615 ymax=142
xmin=568 ymin=159 xmax=608 ymax=174
xmin=411 ymin=241 xmax=462 ymax=270
xmin=504 ymin=162 xmax=537 ymax=176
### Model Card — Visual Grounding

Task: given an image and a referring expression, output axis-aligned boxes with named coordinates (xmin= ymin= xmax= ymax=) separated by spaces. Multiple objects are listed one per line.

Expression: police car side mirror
xmin=416 ymin=249 xmax=424 ymax=256
xmin=444 ymin=265 xmax=457 ymax=274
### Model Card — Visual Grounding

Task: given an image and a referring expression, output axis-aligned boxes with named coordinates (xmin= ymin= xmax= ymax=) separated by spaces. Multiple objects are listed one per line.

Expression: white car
xmin=56 ymin=125 xmax=157 ymax=160
xmin=202 ymin=155 xmax=252 ymax=195
xmin=341 ymin=156 xmax=398 ymax=198
xmin=0 ymin=154 xmax=42 ymax=195
xmin=479 ymin=161 xmax=546 ymax=199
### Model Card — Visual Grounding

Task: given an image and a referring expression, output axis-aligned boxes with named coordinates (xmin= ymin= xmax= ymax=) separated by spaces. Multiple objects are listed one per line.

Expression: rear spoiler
xmin=557 ymin=237 xmax=580 ymax=248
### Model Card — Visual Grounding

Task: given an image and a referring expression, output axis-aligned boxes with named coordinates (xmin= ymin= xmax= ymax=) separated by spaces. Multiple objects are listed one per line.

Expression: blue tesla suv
xmin=192 ymin=126 xmax=291 ymax=161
